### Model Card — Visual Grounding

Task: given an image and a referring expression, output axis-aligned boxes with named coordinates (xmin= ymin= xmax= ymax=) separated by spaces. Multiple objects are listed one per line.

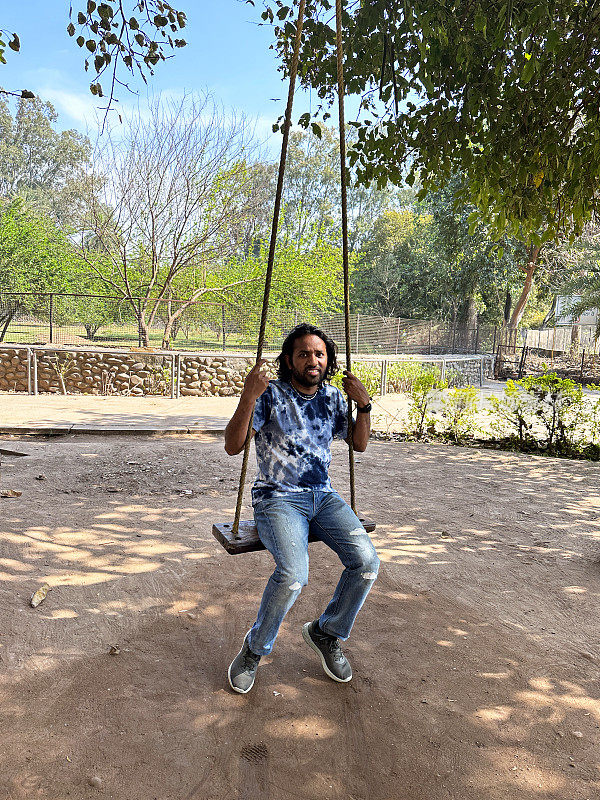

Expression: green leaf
xmin=521 ymin=57 xmax=536 ymax=84
xmin=98 ymin=3 xmax=113 ymax=20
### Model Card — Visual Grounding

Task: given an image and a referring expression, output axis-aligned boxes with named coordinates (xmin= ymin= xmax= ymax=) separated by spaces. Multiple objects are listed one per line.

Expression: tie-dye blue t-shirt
xmin=251 ymin=380 xmax=348 ymax=505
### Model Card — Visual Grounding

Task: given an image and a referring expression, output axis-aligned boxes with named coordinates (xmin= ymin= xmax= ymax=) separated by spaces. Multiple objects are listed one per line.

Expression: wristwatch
xmin=356 ymin=402 xmax=372 ymax=413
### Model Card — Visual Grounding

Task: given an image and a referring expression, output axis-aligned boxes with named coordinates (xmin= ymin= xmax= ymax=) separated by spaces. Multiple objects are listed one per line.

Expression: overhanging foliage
xmin=263 ymin=0 xmax=600 ymax=245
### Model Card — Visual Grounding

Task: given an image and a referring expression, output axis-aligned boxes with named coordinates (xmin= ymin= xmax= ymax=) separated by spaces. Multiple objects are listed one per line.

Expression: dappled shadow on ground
xmin=0 ymin=436 xmax=599 ymax=798
xmin=1 ymin=570 xmax=598 ymax=799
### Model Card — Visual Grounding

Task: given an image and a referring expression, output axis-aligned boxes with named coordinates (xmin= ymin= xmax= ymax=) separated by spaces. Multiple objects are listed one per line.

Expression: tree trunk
xmin=162 ymin=318 xmax=174 ymax=350
xmin=508 ymin=245 xmax=541 ymax=330
xmin=503 ymin=287 xmax=512 ymax=324
xmin=570 ymin=324 xmax=581 ymax=360
xmin=138 ymin=316 xmax=150 ymax=347
xmin=458 ymin=296 xmax=478 ymax=350
xmin=84 ymin=323 xmax=101 ymax=340
xmin=0 ymin=311 xmax=15 ymax=342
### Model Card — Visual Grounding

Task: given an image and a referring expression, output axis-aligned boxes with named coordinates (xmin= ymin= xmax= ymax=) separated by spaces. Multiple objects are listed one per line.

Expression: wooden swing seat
xmin=213 ymin=517 xmax=376 ymax=555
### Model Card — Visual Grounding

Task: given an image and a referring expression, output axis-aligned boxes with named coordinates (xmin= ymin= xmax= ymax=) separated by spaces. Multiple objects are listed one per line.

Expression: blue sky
xmin=1 ymin=1 xmax=324 ymax=144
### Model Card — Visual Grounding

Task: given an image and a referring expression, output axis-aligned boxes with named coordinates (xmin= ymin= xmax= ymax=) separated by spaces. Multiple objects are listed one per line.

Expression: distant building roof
xmin=554 ymin=296 xmax=599 ymax=326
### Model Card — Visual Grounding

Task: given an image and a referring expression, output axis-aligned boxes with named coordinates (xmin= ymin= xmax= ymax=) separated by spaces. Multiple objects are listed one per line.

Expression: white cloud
xmin=39 ymin=87 xmax=100 ymax=128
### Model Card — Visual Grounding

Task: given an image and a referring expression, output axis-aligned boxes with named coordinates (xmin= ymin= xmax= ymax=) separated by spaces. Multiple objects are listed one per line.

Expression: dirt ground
xmin=0 ymin=433 xmax=599 ymax=800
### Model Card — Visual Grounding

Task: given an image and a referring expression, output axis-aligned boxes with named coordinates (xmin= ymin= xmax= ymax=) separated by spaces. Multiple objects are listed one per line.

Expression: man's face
xmin=286 ymin=334 xmax=328 ymax=392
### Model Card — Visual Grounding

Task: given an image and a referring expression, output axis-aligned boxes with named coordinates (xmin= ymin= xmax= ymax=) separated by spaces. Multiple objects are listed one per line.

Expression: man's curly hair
xmin=276 ymin=323 xmax=339 ymax=383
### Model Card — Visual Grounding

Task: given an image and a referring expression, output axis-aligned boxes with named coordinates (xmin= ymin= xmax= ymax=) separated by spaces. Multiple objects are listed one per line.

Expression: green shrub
xmin=387 ymin=361 xmax=441 ymax=393
xmin=588 ymin=388 xmax=600 ymax=446
xmin=444 ymin=367 xmax=467 ymax=388
xmin=520 ymin=373 xmax=586 ymax=454
xmin=487 ymin=379 xmax=535 ymax=446
xmin=406 ymin=371 xmax=448 ymax=437
xmin=488 ymin=373 xmax=592 ymax=455
xmin=441 ymin=386 xmax=479 ymax=442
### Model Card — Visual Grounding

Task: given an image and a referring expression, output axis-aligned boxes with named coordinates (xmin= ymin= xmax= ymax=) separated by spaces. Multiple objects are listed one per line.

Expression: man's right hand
xmin=225 ymin=360 xmax=269 ymax=455
xmin=242 ymin=359 xmax=270 ymax=401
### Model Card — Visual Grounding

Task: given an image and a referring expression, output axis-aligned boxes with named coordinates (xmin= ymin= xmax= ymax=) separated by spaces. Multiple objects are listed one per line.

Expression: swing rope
xmin=232 ymin=0 xmax=306 ymax=536
xmin=334 ymin=0 xmax=356 ymax=513
xmin=232 ymin=0 xmax=357 ymax=536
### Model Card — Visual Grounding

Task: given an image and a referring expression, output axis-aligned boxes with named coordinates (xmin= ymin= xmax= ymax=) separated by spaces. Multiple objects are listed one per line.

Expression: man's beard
xmin=291 ymin=365 xmax=324 ymax=388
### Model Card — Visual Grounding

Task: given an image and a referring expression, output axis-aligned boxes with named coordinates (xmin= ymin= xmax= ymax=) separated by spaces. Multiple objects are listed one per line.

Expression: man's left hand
xmin=342 ymin=370 xmax=370 ymax=407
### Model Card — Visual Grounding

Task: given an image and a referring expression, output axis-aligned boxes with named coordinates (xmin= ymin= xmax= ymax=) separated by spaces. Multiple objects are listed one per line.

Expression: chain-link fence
xmin=0 ymin=291 xmax=500 ymax=355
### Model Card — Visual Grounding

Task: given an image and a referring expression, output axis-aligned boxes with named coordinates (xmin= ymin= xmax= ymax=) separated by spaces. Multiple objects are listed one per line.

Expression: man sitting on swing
xmin=224 ymin=323 xmax=380 ymax=694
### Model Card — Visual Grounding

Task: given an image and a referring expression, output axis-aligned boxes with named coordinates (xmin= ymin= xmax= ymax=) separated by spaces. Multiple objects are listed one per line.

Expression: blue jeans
xmin=247 ymin=490 xmax=380 ymax=656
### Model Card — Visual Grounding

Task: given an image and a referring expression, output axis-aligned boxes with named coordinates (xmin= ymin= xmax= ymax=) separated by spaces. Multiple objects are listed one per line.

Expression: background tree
xmin=219 ymin=226 xmax=348 ymax=344
xmin=78 ymin=93 xmax=263 ymax=348
xmin=0 ymin=95 xmax=92 ymax=228
xmin=354 ymin=177 xmax=524 ymax=326
xmin=353 ymin=207 xmax=436 ymax=318
xmin=0 ymin=199 xmax=84 ymax=340
xmin=280 ymin=127 xmax=398 ymax=251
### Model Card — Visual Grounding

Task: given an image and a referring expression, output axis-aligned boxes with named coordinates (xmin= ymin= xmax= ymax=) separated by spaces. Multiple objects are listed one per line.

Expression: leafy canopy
xmin=263 ymin=0 xmax=600 ymax=245
xmin=0 ymin=199 xmax=84 ymax=298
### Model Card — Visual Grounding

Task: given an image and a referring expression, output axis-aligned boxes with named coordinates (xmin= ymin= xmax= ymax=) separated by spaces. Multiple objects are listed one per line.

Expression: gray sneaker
xmin=302 ymin=621 xmax=352 ymax=683
xmin=228 ymin=632 xmax=261 ymax=694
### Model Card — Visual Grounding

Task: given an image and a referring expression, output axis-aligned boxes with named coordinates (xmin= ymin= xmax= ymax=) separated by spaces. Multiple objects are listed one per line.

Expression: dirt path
xmin=0 ymin=435 xmax=598 ymax=800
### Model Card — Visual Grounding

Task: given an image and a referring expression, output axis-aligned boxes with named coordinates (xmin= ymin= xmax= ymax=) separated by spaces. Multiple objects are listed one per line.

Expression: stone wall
xmin=0 ymin=348 xmax=29 ymax=393
xmin=178 ymin=355 xmax=255 ymax=397
xmin=0 ymin=347 xmax=267 ymax=396
xmin=0 ymin=346 xmax=494 ymax=395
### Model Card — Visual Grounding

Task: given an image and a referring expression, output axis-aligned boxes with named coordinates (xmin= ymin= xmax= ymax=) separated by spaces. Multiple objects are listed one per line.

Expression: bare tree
xmin=78 ymin=93 xmax=262 ymax=348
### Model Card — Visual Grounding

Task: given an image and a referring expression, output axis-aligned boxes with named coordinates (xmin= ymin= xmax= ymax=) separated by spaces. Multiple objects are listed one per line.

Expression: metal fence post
xmin=32 ymin=349 xmax=38 ymax=395
xmin=440 ymin=357 xmax=446 ymax=383
xmin=222 ymin=304 xmax=226 ymax=351
xmin=171 ymin=354 xmax=176 ymax=398
xmin=355 ymin=314 xmax=360 ymax=353
xmin=428 ymin=322 xmax=432 ymax=355
xmin=580 ymin=350 xmax=585 ymax=382
xmin=176 ymin=353 xmax=181 ymax=399
xmin=395 ymin=317 xmax=401 ymax=354
xmin=474 ymin=324 xmax=480 ymax=354
xmin=27 ymin=347 xmax=32 ymax=394
xmin=137 ymin=298 xmax=142 ymax=347
xmin=492 ymin=325 xmax=497 ymax=354
xmin=380 ymin=359 xmax=387 ymax=396
xmin=518 ymin=346 xmax=528 ymax=378
xmin=49 ymin=294 xmax=54 ymax=344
